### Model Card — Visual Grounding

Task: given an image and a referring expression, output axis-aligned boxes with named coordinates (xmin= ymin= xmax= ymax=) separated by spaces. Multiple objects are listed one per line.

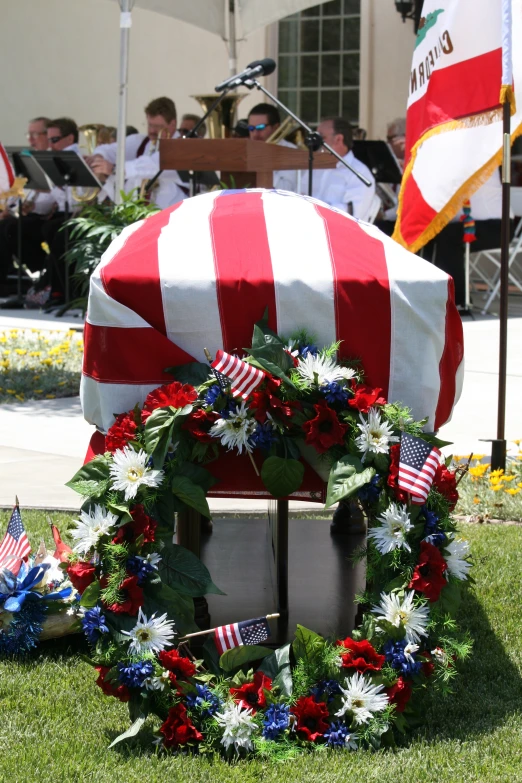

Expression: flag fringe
xmin=499 ymin=84 xmax=516 ymax=114
xmin=393 ymin=116 xmax=522 ymax=253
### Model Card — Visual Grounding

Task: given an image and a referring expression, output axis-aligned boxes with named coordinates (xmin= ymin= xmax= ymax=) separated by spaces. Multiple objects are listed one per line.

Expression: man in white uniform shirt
xmin=89 ymin=97 xmax=187 ymax=209
xmin=247 ymin=103 xmax=298 ymax=193
xmin=302 ymin=117 xmax=376 ymax=221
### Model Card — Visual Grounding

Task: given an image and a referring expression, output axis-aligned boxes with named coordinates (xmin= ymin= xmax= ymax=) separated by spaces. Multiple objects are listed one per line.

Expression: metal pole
xmin=115 ymin=0 xmax=132 ymax=204
xmin=228 ymin=0 xmax=238 ymax=76
xmin=492 ymin=100 xmax=511 ymax=471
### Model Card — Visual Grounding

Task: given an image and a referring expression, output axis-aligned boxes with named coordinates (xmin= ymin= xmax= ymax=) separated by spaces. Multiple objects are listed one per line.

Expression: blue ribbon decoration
xmin=0 ymin=563 xmax=72 ymax=613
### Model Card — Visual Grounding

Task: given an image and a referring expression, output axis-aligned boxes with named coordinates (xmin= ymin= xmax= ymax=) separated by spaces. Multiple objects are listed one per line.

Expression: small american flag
xmin=398 ymin=432 xmax=441 ymax=504
xmin=0 ymin=505 xmax=31 ymax=571
xmin=214 ymin=616 xmax=271 ymax=655
xmin=211 ymin=349 xmax=266 ymax=400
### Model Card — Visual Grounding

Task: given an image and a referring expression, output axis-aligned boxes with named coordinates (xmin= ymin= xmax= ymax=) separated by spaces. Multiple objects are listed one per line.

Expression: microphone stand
xmin=245 ymin=79 xmax=372 ymax=196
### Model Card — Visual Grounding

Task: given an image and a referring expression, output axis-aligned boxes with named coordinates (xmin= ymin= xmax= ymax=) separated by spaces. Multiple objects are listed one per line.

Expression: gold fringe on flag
xmin=499 ymin=84 xmax=516 ymax=114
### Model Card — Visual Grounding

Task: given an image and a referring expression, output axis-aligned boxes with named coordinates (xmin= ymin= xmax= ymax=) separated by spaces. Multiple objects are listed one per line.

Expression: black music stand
xmin=30 ymin=151 xmax=102 ymax=305
xmin=0 ymin=150 xmax=51 ymax=309
xmin=352 ymin=140 xmax=403 ymax=185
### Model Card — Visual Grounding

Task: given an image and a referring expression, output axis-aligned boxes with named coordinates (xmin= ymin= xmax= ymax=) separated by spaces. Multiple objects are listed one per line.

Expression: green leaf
xmin=164 ymin=362 xmax=210 ymax=387
xmin=79 ymin=579 xmax=101 ymax=607
xmin=373 ymin=452 xmax=390 ymax=473
xmin=156 ymin=541 xmax=225 ymax=596
xmin=437 ymin=580 xmax=462 ymax=614
xmin=144 ymin=582 xmax=198 ymax=637
xmin=246 ymin=343 xmax=294 ymax=373
xmin=66 ymin=456 xmax=110 ymax=496
xmin=176 ymin=462 xmax=219 ymax=495
xmin=422 ymin=433 xmax=453 ymax=449
xmin=325 ymin=455 xmax=376 ymax=508
xmin=292 ymin=625 xmax=325 ymax=663
xmin=219 ymin=645 xmax=273 ymax=672
xmin=261 ymin=456 xmax=304 ymax=499
xmin=144 ymin=407 xmax=190 ymax=468
xmin=108 ymin=715 xmax=147 ymax=748
xmin=251 ymin=308 xmax=282 ymax=348
xmin=154 ymin=487 xmax=175 ymax=527
xmin=260 ymin=643 xmax=293 ymax=696
xmin=171 ymin=475 xmax=210 ymax=518
xmin=107 ymin=503 xmax=132 ymax=522
xmin=246 ymin=355 xmax=296 ymax=387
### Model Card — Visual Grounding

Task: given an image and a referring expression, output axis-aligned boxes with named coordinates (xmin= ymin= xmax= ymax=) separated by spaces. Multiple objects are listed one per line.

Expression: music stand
xmin=352 ymin=140 xmax=403 ymax=185
xmin=30 ymin=151 xmax=102 ymax=305
xmin=0 ymin=151 xmax=52 ymax=309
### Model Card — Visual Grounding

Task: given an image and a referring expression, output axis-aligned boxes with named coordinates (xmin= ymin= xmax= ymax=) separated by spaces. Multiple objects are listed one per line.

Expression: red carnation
xmin=250 ymin=376 xmax=299 ymax=423
xmin=386 ymin=676 xmax=412 ymax=713
xmin=303 ymin=399 xmax=348 ymax=454
xmin=105 ymin=410 xmax=138 ymax=453
xmin=142 ymin=382 xmax=197 ymax=423
xmin=433 ymin=464 xmax=459 ymax=510
xmin=113 ymin=504 xmax=157 ymax=545
xmin=336 ymin=637 xmax=385 ymax=673
xmin=229 ymin=671 xmax=273 ymax=713
xmin=409 ymin=541 xmax=448 ymax=602
xmin=158 ymin=648 xmax=197 ymax=683
xmin=66 ymin=561 xmax=96 ymax=594
xmin=387 ymin=444 xmax=409 ymax=503
xmin=182 ymin=408 xmax=219 ymax=443
xmin=104 ymin=574 xmax=144 ymax=615
xmin=94 ymin=665 xmax=130 ymax=702
xmin=160 ymin=703 xmax=203 ymax=749
xmin=291 ymin=695 xmax=330 ymax=742
xmin=349 ymin=384 xmax=386 ymax=413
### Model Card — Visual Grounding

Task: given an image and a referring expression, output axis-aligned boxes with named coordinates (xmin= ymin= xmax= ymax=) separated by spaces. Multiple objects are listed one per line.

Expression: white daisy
xmin=335 ymin=672 xmax=389 ymax=725
xmin=404 ymin=642 xmax=419 ymax=662
xmin=372 ymin=590 xmax=430 ymax=644
xmin=296 ymin=353 xmax=347 ymax=386
xmin=367 ymin=503 xmax=413 ymax=554
xmin=355 ymin=407 xmax=399 ymax=461
xmin=144 ymin=552 xmax=161 ymax=569
xmin=109 ymin=446 xmax=164 ymax=501
xmin=209 ymin=402 xmax=257 ymax=454
xmin=214 ymin=702 xmax=257 ymax=753
xmin=143 ymin=669 xmax=170 ymax=691
xmin=70 ymin=504 xmax=119 ymax=555
xmin=339 ymin=366 xmax=357 ymax=381
xmin=121 ymin=608 xmax=176 ymax=655
xmin=444 ymin=538 xmax=471 ymax=581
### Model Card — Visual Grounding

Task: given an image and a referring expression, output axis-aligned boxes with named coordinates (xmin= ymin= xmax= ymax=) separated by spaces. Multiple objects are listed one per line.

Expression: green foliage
xmin=164 ymin=362 xmax=211 ymax=387
xmin=261 ymin=456 xmax=305 ymax=498
xmin=66 ymin=455 xmax=111 ymax=498
xmin=325 ymin=455 xmax=376 ymax=508
xmin=219 ymin=645 xmax=273 ymax=672
xmin=171 ymin=475 xmax=211 ymax=518
xmin=155 ymin=541 xmax=224 ymax=597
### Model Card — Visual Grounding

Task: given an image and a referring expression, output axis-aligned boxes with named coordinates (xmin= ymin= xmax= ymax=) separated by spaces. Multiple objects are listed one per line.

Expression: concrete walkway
xmin=0 ymin=309 xmax=521 ymax=512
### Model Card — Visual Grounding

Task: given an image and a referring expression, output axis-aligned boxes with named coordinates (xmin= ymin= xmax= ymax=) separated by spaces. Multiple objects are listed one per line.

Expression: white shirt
xmin=301 ymin=149 xmax=376 ymax=221
xmin=94 ymin=133 xmax=187 ymax=209
xmin=274 ymin=139 xmax=299 ymax=193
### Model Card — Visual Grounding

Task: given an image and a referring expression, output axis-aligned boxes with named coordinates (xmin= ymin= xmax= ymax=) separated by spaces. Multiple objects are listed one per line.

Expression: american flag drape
xmin=214 ymin=616 xmax=271 ymax=656
xmin=0 ymin=505 xmax=31 ymax=571
xmin=398 ymin=432 xmax=442 ymax=504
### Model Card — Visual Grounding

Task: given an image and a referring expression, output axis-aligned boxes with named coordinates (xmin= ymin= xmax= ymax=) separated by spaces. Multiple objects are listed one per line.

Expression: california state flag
xmin=393 ymin=0 xmax=522 ymax=252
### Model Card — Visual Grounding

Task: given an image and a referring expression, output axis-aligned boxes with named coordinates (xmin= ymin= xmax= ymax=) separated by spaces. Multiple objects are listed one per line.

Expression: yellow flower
xmin=490 ymin=484 xmax=504 ymax=492
xmin=490 ymin=468 xmax=504 ymax=477
xmin=40 ymin=359 xmax=53 ymax=366
xmin=45 ymin=394 xmax=55 ymax=399
xmin=469 ymin=465 xmax=488 ymax=478
xmin=518 ymin=482 xmax=522 ymax=488
xmin=28 ymin=351 xmax=42 ymax=357
xmin=511 ymin=438 xmax=520 ymax=445
xmin=502 ymin=475 xmax=515 ymax=482
xmin=0 ymin=337 xmax=6 ymax=343
xmin=34 ymin=389 xmax=43 ymax=394
xmin=33 ymin=375 xmax=40 ymax=381
xmin=54 ymin=359 xmax=63 ymax=365
xmin=41 ymin=241 xmax=50 ymax=254
xmin=473 ymin=496 xmax=481 ymax=504
xmin=3 ymin=350 xmax=11 ymax=355
xmin=0 ymin=361 xmax=9 ymax=369
xmin=15 ymin=394 xmax=24 ymax=402
xmin=14 ymin=348 xmax=27 ymax=355
xmin=6 ymin=389 xmax=16 ymax=395
xmin=505 ymin=488 xmax=521 ymax=495
xmin=473 ymin=454 xmax=485 ymax=461
xmin=31 ymin=328 xmax=40 ymax=334
xmin=58 ymin=381 xmax=67 ymax=386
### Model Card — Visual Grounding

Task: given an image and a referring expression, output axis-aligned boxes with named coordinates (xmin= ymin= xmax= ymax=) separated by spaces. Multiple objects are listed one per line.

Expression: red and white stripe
xmin=81 ymin=189 xmax=463 ymax=436
xmin=212 ymin=349 xmax=265 ymax=399
xmin=214 ymin=622 xmax=243 ymax=655
xmin=0 ymin=143 xmax=14 ymax=193
xmin=0 ymin=534 xmax=30 ymax=566
xmin=395 ymin=0 xmax=522 ymax=251
xmin=399 ymin=447 xmax=442 ymax=504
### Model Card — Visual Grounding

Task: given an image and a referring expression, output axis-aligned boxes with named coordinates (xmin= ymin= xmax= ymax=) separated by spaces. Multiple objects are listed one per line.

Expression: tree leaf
xmin=144 ymin=408 xmax=179 ymax=468
xmin=108 ymin=715 xmax=147 ymax=748
xmin=79 ymin=579 xmax=101 ymax=607
xmin=292 ymin=625 xmax=325 ymax=663
xmin=164 ymin=362 xmax=211 ymax=387
xmin=219 ymin=645 xmax=273 ymax=672
xmin=65 ymin=456 xmax=110 ymax=496
xmin=261 ymin=456 xmax=304 ymax=498
xmin=171 ymin=475 xmax=210 ymax=518
xmin=156 ymin=541 xmax=225 ymax=596
xmin=325 ymin=455 xmax=376 ymax=508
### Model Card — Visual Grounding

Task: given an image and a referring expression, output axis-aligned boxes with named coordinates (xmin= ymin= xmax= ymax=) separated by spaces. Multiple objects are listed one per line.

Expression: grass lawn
xmin=1 ymin=511 xmax=522 ymax=783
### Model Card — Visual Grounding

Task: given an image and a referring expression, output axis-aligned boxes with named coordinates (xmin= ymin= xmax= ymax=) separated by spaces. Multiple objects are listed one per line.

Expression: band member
xmin=247 ymin=103 xmax=298 ymax=193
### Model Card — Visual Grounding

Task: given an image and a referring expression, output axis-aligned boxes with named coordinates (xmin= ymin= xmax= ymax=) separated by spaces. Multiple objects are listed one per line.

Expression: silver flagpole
xmin=115 ymin=0 xmax=133 ymax=204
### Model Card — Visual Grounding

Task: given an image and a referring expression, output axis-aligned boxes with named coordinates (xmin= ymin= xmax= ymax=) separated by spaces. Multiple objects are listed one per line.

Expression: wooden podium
xmin=159 ymin=138 xmax=337 ymax=189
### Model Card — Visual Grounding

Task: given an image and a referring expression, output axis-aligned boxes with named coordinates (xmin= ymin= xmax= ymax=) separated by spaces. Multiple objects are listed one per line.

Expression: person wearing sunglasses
xmin=247 ymin=103 xmax=299 ymax=193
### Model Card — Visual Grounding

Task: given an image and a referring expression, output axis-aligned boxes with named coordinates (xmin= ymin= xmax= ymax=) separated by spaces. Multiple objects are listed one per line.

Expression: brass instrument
xmin=191 ymin=93 xmax=245 ymax=138
xmin=72 ymin=123 xmax=106 ymax=204
xmin=266 ymin=116 xmax=306 ymax=149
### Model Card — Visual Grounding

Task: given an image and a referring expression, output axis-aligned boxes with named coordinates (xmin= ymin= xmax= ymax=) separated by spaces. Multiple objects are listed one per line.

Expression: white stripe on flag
xmin=80 ymin=375 xmax=158 ymax=432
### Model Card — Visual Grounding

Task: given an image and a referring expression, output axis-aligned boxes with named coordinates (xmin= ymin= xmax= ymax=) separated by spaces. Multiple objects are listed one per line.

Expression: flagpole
xmin=180 ymin=613 xmax=280 ymax=640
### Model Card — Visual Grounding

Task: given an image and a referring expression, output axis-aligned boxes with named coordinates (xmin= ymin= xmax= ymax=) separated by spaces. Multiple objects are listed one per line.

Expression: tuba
xmin=266 ymin=116 xmax=306 ymax=149
xmin=72 ymin=123 xmax=106 ymax=204
xmin=191 ymin=93 xmax=245 ymax=138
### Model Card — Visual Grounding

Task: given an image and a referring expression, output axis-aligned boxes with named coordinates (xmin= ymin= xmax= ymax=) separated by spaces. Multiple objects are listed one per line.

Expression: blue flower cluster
xmin=250 ymin=422 xmax=277 ymax=451
xmin=384 ymin=639 xmax=422 ymax=676
xmin=186 ymin=683 xmax=221 ymax=717
xmin=0 ymin=600 xmax=46 ymax=655
xmin=82 ymin=606 xmax=109 ymax=645
xmin=324 ymin=720 xmax=351 ymax=748
xmin=204 ymin=385 xmax=236 ymax=418
xmin=262 ymin=702 xmax=290 ymax=740
xmin=126 ymin=556 xmax=155 ymax=585
xmin=321 ymin=381 xmax=349 ymax=405
xmin=299 ymin=343 xmax=318 ymax=359
xmin=423 ymin=508 xmax=446 ymax=547
xmin=309 ymin=679 xmax=342 ymax=703
xmin=118 ymin=660 xmax=154 ymax=688
xmin=358 ymin=474 xmax=382 ymax=503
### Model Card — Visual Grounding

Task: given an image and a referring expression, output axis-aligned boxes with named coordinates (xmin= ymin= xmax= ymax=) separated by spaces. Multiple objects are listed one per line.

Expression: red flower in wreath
xmin=303 ymin=399 xmax=348 ymax=454
xmin=387 ymin=444 xmax=409 ymax=503
xmin=420 ymin=651 xmax=435 ymax=678
xmin=142 ymin=382 xmax=197 ymax=423
xmin=433 ymin=463 xmax=459 ymax=510
xmin=158 ymin=648 xmax=197 ymax=684
xmin=113 ymin=504 xmax=157 ymax=545
xmin=182 ymin=408 xmax=219 ymax=443
xmin=66 ymin=561 xmax=96 ymax=594
xmin=291 ymin=695 xmax=330 ymax=742
xmin=349 ymin=384 xmax=386 ymax=413
xmin=104 ymin=574 xmax=144 ymax=615
xmin=94 ymin=665 xmax=130 ymax=702
xmin=408 ymin=541 xmax=448 ymax=602
xmin=105 ymin=410 xmax=138 ymax=453
xmin=386 ymin=676 xmax=412 ymax=713
xmin=250 ymin=376 xmax=300 ymax=423
xmin=160 ymin=703 xmax=203 ymax=749
xmin=336 ymin=637 xmax=385 ymax=673
xmin=229 ymin=671 xmax=273 ymax=713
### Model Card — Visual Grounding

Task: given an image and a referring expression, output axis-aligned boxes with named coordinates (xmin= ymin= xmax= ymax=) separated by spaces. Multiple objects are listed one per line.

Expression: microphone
xmin=215 ymin=58 xmax=276 ymax=92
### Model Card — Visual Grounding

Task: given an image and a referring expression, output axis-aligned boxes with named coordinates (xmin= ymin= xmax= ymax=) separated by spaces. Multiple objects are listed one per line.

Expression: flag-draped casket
xmin=82 ymin=189 xmax=463 ymax=498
